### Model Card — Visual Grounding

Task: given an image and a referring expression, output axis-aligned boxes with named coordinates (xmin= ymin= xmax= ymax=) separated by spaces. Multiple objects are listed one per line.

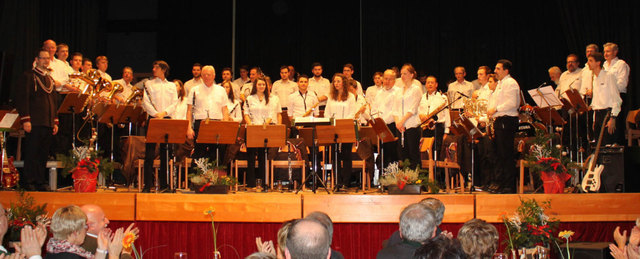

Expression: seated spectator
xmin=610 ymin=218 xmax=640 ymax=259
xmin=457 ymin=219 xmax=498 ymax=259
xmin=80 ymin=204 xmax=137 ymax=259
xmin=45 ymin=205 xmax=124 ymax=259
xmin=305 ymin=211 xmax=344 ymax=259
xmin=377 ymin=203 xmax=437 ymax=259
xmin=1 ymin=203 xmax=47 ymax=259
xmin=413 ymin=235 xmax=467 ymax=259
xmin=285 ymin=219 xmax=331 ymax=259
xmin=245 ymin=252 xmax=276 ymax=259
xmin=384 ymin=198 xmax=446 ymax=248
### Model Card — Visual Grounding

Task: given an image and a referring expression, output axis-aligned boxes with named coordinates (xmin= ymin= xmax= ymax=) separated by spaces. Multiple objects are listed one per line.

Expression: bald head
xmin=81 ymin=204 xmax=109 ymax=235
xmin=43 ymin=39 xmax=57 ymax=57
xmin=382 ymin=69 xmax=396 ymax=89
xmin=202 ymin=65 xmax=216 ymax=86
xmin=286 ymin=219 xmax=331 ymax=259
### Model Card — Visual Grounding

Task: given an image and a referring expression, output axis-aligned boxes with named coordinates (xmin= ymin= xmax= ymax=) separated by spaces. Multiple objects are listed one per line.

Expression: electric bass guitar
xmin=581 ymin=112 xmax=610 ymax=192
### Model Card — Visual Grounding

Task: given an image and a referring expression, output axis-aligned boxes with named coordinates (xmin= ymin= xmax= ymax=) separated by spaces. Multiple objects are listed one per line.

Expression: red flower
xmin=397 ymin=180 xmax=406 ymax=190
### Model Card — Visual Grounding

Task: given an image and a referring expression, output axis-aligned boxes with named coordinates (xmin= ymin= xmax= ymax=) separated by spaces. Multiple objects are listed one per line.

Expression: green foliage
xmin=57 ymin=145 xmax=115 ymax=179
xmin=190 ymin=158 xmax=236 ymax=186
xmin=6 ymin=190 xmax=49 ymax=241
xmin=502 ymin=198 xmax=559 ymax=251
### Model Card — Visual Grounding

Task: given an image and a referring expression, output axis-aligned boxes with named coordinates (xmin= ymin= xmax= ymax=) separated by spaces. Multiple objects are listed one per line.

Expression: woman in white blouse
xmin=324 ymin=73 xmax=356 ymax=191
xmin=171 ymin=79 xmax=188 ymax=120
xmin=243 ymin=76 xmax=281 ymax=188
xmin=222 ymin=81 xmax=243 ymax=122
xmin=395 ymin=64 xmax=422 ymax=169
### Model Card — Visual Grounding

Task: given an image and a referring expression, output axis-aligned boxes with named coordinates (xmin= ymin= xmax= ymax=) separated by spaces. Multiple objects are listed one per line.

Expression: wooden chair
xmin=420 ymin=137 xmax=462 ymax=193
xmin=176 ymin=157 xmax=192 ymax=190
xmin=135 ymin=159 xmax=174 ymax=192
xmin=270 ymin=144 xmax=306 ymax=191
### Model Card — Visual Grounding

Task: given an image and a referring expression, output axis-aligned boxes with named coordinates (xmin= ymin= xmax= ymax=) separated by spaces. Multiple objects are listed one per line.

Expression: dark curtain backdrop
xmin=1 ymin=0 xmax=638 ymax=108
xmin=106 ymin=220 xmax=635 ymax=259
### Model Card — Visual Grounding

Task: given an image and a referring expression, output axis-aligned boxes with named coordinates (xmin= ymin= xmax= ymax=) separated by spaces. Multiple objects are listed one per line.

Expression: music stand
xmin=529 ymin=86 xmax=564 ymax=145
xmin=296 ymin=118 xmax=332 ymax=194
xmin=0 ymin=110 xmax=19 ymax=191
xmin=58 ymin=93 xmax=89 ymax=148
xmin=117 ymin=105 xmax=145 ymax=135
xmin=317 ymin=119 xmax=356 ymax=192
xmin=565 ymin=88 xmax=589 ymax=163
xmin=97 ymin=104 xmax=127 ymax=161
xmin=246 ymin=124 xmax=286 ymax=192
xmin=146 ymin=119 xmax=189 ymax=192
xmin=196 ymin=121 xmax=240 ymax=165
xmin=367 ymin=118 xmax=396 ymax=189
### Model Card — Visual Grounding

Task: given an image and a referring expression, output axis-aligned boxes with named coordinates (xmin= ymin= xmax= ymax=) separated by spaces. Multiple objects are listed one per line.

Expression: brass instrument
xmin=302 ymin=102 xmax=320 ymax=117
xmin=125 ymin=88 xmax=143 ymax=104
xmin=106 ymin=82 xmax=124 ymax=101
xmin=420 ymin=102 xmax=447 ymax=130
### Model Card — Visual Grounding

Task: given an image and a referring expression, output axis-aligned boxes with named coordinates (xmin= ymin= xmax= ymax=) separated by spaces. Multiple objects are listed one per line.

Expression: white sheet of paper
xmin=0 ymin=113 xmax=18 ymax=129
xmin=528 ymin=86 xmax=563 ymax=108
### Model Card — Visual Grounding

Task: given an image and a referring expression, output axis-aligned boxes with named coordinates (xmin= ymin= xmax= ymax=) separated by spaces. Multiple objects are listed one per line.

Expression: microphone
xmin=537 ymin=82 xmax=548 ymax=89
xmin=456 ymin=91 xmax=470 ymax=98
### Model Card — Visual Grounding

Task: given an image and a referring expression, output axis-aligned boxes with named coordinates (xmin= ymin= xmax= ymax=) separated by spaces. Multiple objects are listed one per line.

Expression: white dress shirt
xmin=447 ymin=80 xmax=474 ymax=109
xmin=227 ymin=98 xmax=243 ymax=122
xmin=419 ymin=91 xmax=451 ymax=133
xmin=557 ymin=68 xmax=583 ymax=99
xmin=244 ymin=95 xmax=281 ymax=124
xmin=488 ymin=75 xmax=520 ymax=117
xmin=603 ymin=57 xmax=630 ymax=94
xmin=372 ymin=86 xmax=398 ymax=124
xmin=98 ymin=70 xmax=112 ymax=81
xmin=113 ymin=78 xmax=134 ymax=103
xmin=308 ymin=76 xmax=331 ymax=106
xmin=579 ymin=65 xmax=594 ymax=96
xmin=233 ymin=77 xmax=250 ymax=89
xmin=324 ymin=93 xmax=357 ymax=119
xmin=354 ymin=92 xmax=370 ymax=124
xmin=184 ymin=77 xmax=203 ymax=94
xmin=172 ymin=97 xmax=189 ymax=120
xmin=365 ymin=85 xmax=381 ymax=105
xmin=50 ymin=58 xmax=70 ymax=91
xmin=142 ymin=77 xmax=178 ymax=117
xmin=588 ymin=70 xmax=622 ymax=116
xmin=393 ymin=84 xmax=422 ymax=129
xmin=187 ymin=83 xmax=228 ymax=120
xmin=395 ymin=78 xmax=424 ymax=94
xmin=241 ymin=82 xmax=254 ymax=98
xmin=477 ymin=83 xmax=493 ymax=101
xmin=288 ymin=90 xmax=319 ymax=118
xmin=272 ymin=79 xmax=298 ymax=108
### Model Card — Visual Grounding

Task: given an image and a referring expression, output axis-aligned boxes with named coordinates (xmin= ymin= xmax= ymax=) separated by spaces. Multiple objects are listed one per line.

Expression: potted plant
xmin=379 ymin=161 xmax=423 ymax=194
xmin=501 ymin=198 xmax=558 ymax=258
xmin=525 ymin=129 xmax=575 ymax=193
xmin=190 ymin=158 xmax=237 ymax=194
xmin=57 ymin=143 xmax=114 ymax=192
xmin=5 ymin=191 xmax=49 ymax=243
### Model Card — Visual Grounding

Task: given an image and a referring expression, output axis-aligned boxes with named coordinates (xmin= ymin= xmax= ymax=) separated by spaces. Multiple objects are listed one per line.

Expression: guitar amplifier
xmin=597 ymin=146 xmax=624 ymax=193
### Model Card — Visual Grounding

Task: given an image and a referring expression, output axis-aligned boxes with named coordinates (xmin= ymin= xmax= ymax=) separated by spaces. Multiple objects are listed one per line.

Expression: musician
xmin=308 ymin=62 xmax=331 ymax=109
xmin=394 ymin=64 xmax=422 ymax=169
xmin=288 ymin=74 xmax=319 ymax=121
xmin=487 ymin=59 xmax=520 ymax=194
xmin=222 ymin=81 xmax=243 ymax=122
xmin=15 ymin=50 xmax=60 ymax=191
xmin=342 ymin=63 xmax=363 ymax=95
xmin=272 ymin=66 xmax=298 ymax=108
xmin=66 ymin=52 xmax=84 ymax=92
xmin=419 ymin=75 xmax=450 ymax=160
xmin=37 ymin=39 xmax=67 ymax=92
xmin=324 ymin=73 xmax=357 ymax=191
xmin=580 ymin=44 xmax=600 ymax=141
xmin=220 ymin=67 xmax=238 ymax=98
xmin=557 ymin=54 xmax=583 ymax=99
xmin=372 ymin=69 xmax=399 ymax=169
xmin=186 ymin=65 xmax=230 ymax=165
xmin=95 ymin=56 xmax=112 ymax=81
xmin=55 ymin=43 xmax=74 ymax=75
xmin=348 ymin=78 xmax=369 ymax=125
xmin=244 ymin=76 xmax=282 ymax=188
xmin=240 ymin=67 xmax=262 ymax=101
xmin=584 ymin=52 xmax=622 ymax=145
xmin=173 ymin=79 xmax=194 ymax=162
xmin=548 ymin=66 xmax=561 ymax=88
xmin=473 ymin=66 xmax=492 ymax=101
xmin=141 ymin=60 xmax=178 ymax=192
xmin=184 ymin=63 xmax=203 ymax=94
xmin=113 ymin=67 xmax=135 ymax=104
xmin=233 ymin=65 xmax=251 ymax=93
xmin=365 ymin=72 xmax=383 ymax=105
xmin=447 ymin=66 xmax=474 ymax=110
xmin=288 ymin=65 xmax=299 ymax=82
xmin=603 ymin=42 xmax=630 ymax=144
xmin=82 ymin=58 xmax=93 ymax=73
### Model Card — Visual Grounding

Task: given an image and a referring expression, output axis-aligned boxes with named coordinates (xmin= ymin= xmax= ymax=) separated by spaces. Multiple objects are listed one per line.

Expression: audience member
xmin=80 ymin=205 xmax=136 ymax=259
xmin=413 ymin=235 xmax=467 ymax=259
xmin=384 ymin=198 xmax=446 ymax=248
xmin=377 ymin=203 xmax=437 ymax=259
xmin=457 ymin=219 xmax=498 ymax=259
xmin=285 ymin=219 xmax=331 ymax=259
xmin=305 ymin=212 xmax=345 ymax=259
xmin=245 ymin=252 xmax=276 ymax=259
xmin=610 ymin=220 xmax=640 ymax=259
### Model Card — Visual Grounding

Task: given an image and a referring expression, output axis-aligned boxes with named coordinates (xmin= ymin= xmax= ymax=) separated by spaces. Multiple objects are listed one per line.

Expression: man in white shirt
xmin=580 ymin=44 xmax=600 ymax=141
xmin=82 ymin=58 xmax=93 ymax=73
xmin=272 ymin=66 xmax=298 ymax=109
xmin=233 ymin=65 xmax=251 ymax=90
xmin=55 ymin=43 xmax=74 ymax=74
xmin=603 ymin=42 xmax=630 ymax=144
xmin=473 ymin=66 xmax=492 ymax=100
xmin=186 ymin=65 xmax=230 ymax=163
xmin=241 ymin=67 xmax=262 ymax=101
xmin=38 ymin=39 xmax=68 ymax=91
xmin=184 ymin=63 xmax=202 ymax=94
xmin=548 ymin=66 xmax=561 ymax=87
xmin=288 ymin=74 xmax=319 ymax=120
xmin=221 ymin=67 xmax=241 ymax=99
xmin=142 ymin=60 xmax=178 ymax=192
xmin=308 ymin=62 xmax=331 ymax=108
xmin=372 ymin=69 xmax=399 ymax=169
xmin=557 ymin=54 xmax=583 ymax=99
xmin=586 ymin=52 xmax=622 ymax=146
xmin=366 ymin=72 xmax=383 ymax=105
xmin=487 ymin=59 xmax=520 ymax=193
xmin=447 ymin=66 xmax=474 ymax=110
xmin=343 ymin=63 xmax=363 ymax=95
xmin=419 ymin=75 xmax=450 ymax=161
xmin=95 ymin=55 xmax=112 ymax=81
xmin=113 ymin=67 xmax=135 ymax=104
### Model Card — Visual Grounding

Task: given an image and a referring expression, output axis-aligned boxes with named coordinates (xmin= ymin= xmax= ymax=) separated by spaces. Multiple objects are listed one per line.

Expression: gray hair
xmin=548 ymin=66 xmax=561 ymax=75
xmin=305 ymin=211 xmax=334 ymax=242
xmin=603 ymin=42 xmax=619 ymax=52
xmin=245 ymin=252 xmax=276 ymax=259
xmin=420 ymin=198 xmax=445 ymax=226
xmin=399 ymin=203 xmax=437 ymax=243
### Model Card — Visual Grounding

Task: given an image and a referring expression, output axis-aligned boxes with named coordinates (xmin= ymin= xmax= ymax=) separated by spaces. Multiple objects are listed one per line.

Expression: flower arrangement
xmin=204 ymin=206 xmax=221 ymax=257
xmin=57 ymin=144 xmax=115 ymax=192
xmin=554 ymin=230 xmax=575 ymax=259
xmin=379 ymin=161 xmax=420 ymax=190
xmin=5 ymin=191 xmax=49 ymax=242
xmin=122 ymin=232 xmax=141 ymax=259
xmin=501 ymin=198 xmax=558 ymax=252
xmin=190 ymin=158 xmax=237 ymax=193
xmin=525 ymin=129 xmax=576 ymax=193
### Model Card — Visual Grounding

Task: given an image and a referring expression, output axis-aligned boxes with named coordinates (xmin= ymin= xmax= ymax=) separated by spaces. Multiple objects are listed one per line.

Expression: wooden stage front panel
xmin=0 ymin=192 xmax=136 ymax=221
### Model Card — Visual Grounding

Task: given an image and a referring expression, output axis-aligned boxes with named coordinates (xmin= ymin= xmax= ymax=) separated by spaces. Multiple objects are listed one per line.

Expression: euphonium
xmin=106 ymin=82 xmax=124 ymax=101
xmin=125 ymin=88 xmax=143 ymax=104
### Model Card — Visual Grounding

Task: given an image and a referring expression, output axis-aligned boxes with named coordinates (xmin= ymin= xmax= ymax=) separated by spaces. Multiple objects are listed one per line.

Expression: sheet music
xmin=0 ymin=113 xmax=18 ymax=129
xmin=527 ymin=86 xmax=563 ymax=108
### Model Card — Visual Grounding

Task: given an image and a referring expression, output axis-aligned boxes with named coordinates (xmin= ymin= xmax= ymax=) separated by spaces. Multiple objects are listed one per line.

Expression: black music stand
xmin=368 ymin=117 xmax=397 ymax=190
xmin=99 ymin=104 xmax=127 ymax=161
xmin=296 ymin=118 xmax=332 ymax=194
xmin=317 ymin=119 xmax=357 ymax=193
xmin=566 ymin=89 xmax=589 ymax=163
xmin=58 ymin=93 xmax=89 ymax=148
xmin=146 ymin=119 xmax=189 ymax=192
xmin=117 ymin=104 xmax=145 ymax=135
xmin=197 ymin=121 xmax=240 ymax=165
xmin=246 ymin=124 xmax=286 ymax=192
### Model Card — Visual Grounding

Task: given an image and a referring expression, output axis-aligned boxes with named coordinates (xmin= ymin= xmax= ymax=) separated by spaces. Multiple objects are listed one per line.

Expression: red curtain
xmin=108 ymin=220 xmax=635 ymax=259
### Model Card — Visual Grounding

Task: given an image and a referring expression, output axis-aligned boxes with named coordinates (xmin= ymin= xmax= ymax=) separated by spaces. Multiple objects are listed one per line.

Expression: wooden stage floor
xmin=0 ymin=190 xmax=638 ymax=223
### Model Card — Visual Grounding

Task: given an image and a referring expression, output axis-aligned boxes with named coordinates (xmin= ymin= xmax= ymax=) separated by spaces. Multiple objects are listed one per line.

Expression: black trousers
xmin=376 ymin=123 xmax=399 ymax=170
xmin=144 ymin=117 xmax=171 ymax=189
xmin=192 ymin=120 xmax=227 ymax=164
xmin=335 ymin=142 xmax=353 ymax=186
xmin=422 ymin=122 xmax=445 ymax=161
xmin=593 ymin=108 xmax=616 ymax=145
xmin=22 ymin=126 xmax=53 ymax=186
xmin=493 ymin=116 xmax=518 ymax=190
xmin=399 ymin=127 xmax=421 ymax=169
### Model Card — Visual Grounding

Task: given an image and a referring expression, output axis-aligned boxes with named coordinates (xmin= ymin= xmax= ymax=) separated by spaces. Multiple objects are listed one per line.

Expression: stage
xmin=1 ymin=190 xmax=637 ymax=258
